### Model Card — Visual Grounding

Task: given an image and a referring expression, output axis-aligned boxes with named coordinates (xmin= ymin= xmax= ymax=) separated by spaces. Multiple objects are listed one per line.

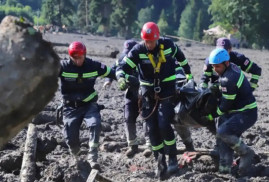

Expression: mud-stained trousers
xmin=62 ymin=102 xmax=102 ymax=163
xmin=216 ymin=108 xmax=257 ymax=171
xmin=142 ymin=96 xmax=177 ymax=159
xmin=124 ymin=88 xmax=139 ymax=146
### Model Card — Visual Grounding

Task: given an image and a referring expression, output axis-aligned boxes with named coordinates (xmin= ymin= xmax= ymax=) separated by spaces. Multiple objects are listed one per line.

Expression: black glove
xmin=126 ymin=75 xmax=140 ymax=88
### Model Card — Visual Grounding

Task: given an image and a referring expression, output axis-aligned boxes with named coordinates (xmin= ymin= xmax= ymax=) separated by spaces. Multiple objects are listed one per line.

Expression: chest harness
xmin=147 ymin=44 xmax=166 ymax=93
xmin=139 ymin=44 xmax=174 ymax=120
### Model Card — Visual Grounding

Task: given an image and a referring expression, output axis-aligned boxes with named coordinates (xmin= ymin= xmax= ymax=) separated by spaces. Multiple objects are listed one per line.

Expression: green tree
xmin=157 ymin=9 xmax=172 ymax=35
xmin=178 ymin=0 xmax=211 ymax=40
xmin=110 ymin=0 xmax=137 ymax=38
xmin=178 ymin=0 xmax=197 ymax=39
xmin=209 ymin=0 xmax=259 ymax=45
xmin=137 ymin=6 xmax=154 ymax=29
xmin=40 ymin=0 xmax=74 ymax=26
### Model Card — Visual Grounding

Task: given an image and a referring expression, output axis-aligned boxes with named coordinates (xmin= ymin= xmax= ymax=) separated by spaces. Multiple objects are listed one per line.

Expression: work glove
xmin=209 ymin=83 xmax=221 ymax=98
xmin=201 ymin=114 xmax=214 ymax=122
xmin=126 ymin=75 xmax=139 ymax=88
xmin=117 ymin=77 xmax=127 ymax=91
xmin=198 ymin=82 xmax=208 ymax=90
xmin=249 ymin=79 xmax=258 ymax=92
xmin=185 ymin=74 xmax=193 ymax=81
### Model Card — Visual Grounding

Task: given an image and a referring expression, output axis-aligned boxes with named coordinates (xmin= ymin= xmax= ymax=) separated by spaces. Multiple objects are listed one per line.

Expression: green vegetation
xmin=0 ymin=0 xmax=269 ymax=48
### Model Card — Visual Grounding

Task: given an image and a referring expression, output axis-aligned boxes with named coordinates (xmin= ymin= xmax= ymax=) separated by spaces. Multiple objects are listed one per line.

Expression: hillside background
xmin=1 ymin=0 xmax=269 ymax=49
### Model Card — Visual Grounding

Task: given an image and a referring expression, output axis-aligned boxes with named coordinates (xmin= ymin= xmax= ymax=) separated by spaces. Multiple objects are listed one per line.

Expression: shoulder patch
xmin=244 ymin=59 xmax=249 ymax=66
xmin=221 ymin=86 xmax=227 ymax=92
xmin=101 ymin=63 xmax=105 ymax=69
xmin=231 ymin=64 xmax=240 ymax=73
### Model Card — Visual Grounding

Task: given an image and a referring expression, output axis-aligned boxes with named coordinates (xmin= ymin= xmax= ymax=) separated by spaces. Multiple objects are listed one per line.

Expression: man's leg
xmin=84 ymin=102 xmax=102 ymax=170
xmin=124 ymin=90 xmax=140 ymax=157
xmin=158 ymin=100 xmax=178 ymax=175
xmin=217 ymin=110 xmax=257 ymax=176
xmin=62 ymin=106 xmax=83 ymax=155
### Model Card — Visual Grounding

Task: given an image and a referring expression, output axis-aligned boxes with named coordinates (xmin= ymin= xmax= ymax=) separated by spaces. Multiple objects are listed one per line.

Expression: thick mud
xmin=0 ymin=33 xmax=269 ymax=182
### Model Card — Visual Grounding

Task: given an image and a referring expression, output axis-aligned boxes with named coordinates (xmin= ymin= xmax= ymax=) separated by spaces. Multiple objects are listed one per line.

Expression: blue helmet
xmin=209 ymin=48 xmax=230 ymax=64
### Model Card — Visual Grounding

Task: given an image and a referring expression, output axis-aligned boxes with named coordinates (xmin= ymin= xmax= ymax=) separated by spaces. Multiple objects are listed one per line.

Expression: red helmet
xmin=68 ymin=41 xmax=86 ymax=57
xmin=141 ymin=22 xmax=160 ymax=41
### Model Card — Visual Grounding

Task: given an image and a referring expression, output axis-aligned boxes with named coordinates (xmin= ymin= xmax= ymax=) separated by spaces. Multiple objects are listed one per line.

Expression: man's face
xmin=212 ymin=62 xmax=228 ymax=75
xmin=70 ymin=54 xmax=85 ymax=67
xmin=144 ymin=40 xmax=157 ymax=51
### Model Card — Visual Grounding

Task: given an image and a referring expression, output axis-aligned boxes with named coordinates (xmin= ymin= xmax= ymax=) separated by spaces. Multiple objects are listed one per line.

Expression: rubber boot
xmin=125 ymin=145 xmax=138 ymax=158
xmin=218 ymin=164 xmax=231 ymax=174
xmin=143 ymin=137 xmax=152 ymax=157
xmin=88 ymin=148 xmax=100 ymax=170
xmin=234 ymin=142 xmax=255 ymax=177
xmin=167 ymin=155 xmax=179 ymax=174
xmin=218 ymin=134 xmax=254 ymax=177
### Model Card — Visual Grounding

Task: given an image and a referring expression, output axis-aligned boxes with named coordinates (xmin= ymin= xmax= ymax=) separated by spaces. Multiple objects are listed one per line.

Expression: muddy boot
xmin=219 ymin=135 xmax=254 ymax=177
xmin=143 ymin=139 xmax=152 ymax=157
xmin=235 ymin=143 xmax=255 ymax=177
xmin=143 ymin=148 xmax=152 ymax=157
xmin=167 ymin=155 xmax=179 ymax=175
xmin=88 ymin=148 xmax=100 ymax=170
xmin=125 ymin=145 xmax=138 ymax=158
xmin=155 ymin=154 xmax=167 ymax=180
xmin=218 ymin=164 xmax=231 ymax=174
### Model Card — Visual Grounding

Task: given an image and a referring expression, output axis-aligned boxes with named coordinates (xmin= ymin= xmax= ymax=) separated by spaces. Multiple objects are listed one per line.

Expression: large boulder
xmin=0 ymin=16 xmax=59 ymax=147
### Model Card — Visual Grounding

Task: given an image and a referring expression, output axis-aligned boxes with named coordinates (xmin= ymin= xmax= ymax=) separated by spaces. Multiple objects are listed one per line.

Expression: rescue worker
xmin=103 ymin=40 xmax=152 ymax=158
xmin=116 ymin=22 xmax=194 ymax=178
xmin=206 ymin=48 xmax=257 ymax=177
xmin=59 ymin=41 xmax=116 ymax=170
xmin=199 ymin=37 xmax=262 ymax=91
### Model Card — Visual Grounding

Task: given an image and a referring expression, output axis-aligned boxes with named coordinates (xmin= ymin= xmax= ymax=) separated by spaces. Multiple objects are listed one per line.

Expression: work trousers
xmin=216 ymin=108 xmax=257 ymax=167
xmin=63 ymin=102 xmax=101 ymax=156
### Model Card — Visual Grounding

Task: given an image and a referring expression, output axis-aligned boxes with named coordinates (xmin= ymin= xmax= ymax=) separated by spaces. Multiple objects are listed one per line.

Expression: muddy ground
xmin=0 ymin=32 xmax=269 ymax=182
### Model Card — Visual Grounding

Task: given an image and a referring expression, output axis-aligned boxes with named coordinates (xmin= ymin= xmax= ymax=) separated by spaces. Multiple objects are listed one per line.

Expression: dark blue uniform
xmin=107 ymin=52 xmax=140 ymax=147
xmin=117 ymin=37 xmax=192 ymax=158
xmin=200 ymin=51 xmax=261 ymax=90
xmin=213 ymin=63 xmax=257 ymax=173
xmin=59 ymin=57 xmax=115 ymax=161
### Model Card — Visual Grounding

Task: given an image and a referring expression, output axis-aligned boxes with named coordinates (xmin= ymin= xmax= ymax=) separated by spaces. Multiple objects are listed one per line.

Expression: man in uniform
xmin=116 ymin=22 xmax=194 ymax=178
xmin=103 ymin=40 xmax=152 ymax=158
xmin=59 ymin=41 xmax=115 ymax=170
xmin=200 ymin=37 xmax=261 ymax=91
xmin=206 ymin=48 xmax=257 ymax=177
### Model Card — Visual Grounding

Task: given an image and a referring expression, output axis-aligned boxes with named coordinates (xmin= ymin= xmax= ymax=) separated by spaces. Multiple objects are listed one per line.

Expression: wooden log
xmin=20 ymin=123 xmax=37 ymax=182
xmin=87 ymin=169 xmax=114 ymax=182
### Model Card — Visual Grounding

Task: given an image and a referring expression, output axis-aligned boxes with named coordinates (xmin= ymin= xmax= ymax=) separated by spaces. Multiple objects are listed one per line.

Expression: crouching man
xmin=206 ymin=48 xmax=257 ymax=177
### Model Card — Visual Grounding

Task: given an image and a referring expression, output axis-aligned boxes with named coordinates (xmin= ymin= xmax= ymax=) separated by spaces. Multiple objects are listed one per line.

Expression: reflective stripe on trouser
xmin=144 ymin=100 xmax=177 ymax=156
xmin=124 ymin=88 xmax=139 ymax=146
xmin=86 ymin=103 xmax=102 ymax=163
xmin=216 ymin=108 xmax=257 ymax=168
